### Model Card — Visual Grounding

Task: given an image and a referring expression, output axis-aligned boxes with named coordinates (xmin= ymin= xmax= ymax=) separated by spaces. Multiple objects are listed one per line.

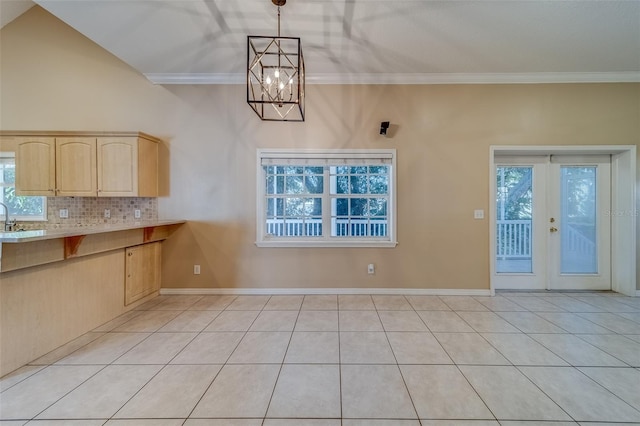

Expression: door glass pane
xmin=560 ymin=167 xmax=597 ymax=274
xmin=496 ymin=167 xmax=533 ymax=273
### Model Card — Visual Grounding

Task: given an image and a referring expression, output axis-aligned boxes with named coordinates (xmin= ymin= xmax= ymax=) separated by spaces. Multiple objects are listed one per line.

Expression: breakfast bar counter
xmin=0 ymin=220 xmax=184 ymax=272
xmin=0 ymin=220 xmax=185 ymax=376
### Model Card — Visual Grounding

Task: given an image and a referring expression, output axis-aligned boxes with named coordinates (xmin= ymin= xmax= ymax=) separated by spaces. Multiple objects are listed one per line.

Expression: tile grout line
xmin=100 ymin=295 xmax=210 ymax=423
xmin=573 ymin=311 xmax=631 ymax=333
xmin=107 ymin=295 xmax=209 ymax=422
xmin=22 ymin=299 xmax=192 ymax=422
xmin=28 ymin=363 xmax=110 ymax=422
xmin=261 ymin=296 xmax=303 ymax=423
xmin=413 ymin=295 xmax=500 ymax=422
xmin=573 ymin=365 xmax=640 ymax=417
xmin=182 ymin=295 xmax=269 ymax=422
xmin=374 ymin=294 xmax=421 ymax=422
xmin=411 ymin=300 xmax=457 ymax=366
xmin=571 ymin=333 xmax=636 ymax=367
xmin=511 ymin=364 xmax=579 ymax=423
xmin=477 ymin=303 xmax=634 ymax=369
xmin=2 ymin=309 xmax=162 ymax=410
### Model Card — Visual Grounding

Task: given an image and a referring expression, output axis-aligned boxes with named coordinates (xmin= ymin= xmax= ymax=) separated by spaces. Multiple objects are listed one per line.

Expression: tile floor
xmin=1 ymin=292 xmax=640 ymax=425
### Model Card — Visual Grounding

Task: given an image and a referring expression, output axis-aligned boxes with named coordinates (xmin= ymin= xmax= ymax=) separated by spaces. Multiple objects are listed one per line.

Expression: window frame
xmin=0 ymin=152 xmax=47 ymax=222
xmin=256 ymin=149 xmax=397 ymax=248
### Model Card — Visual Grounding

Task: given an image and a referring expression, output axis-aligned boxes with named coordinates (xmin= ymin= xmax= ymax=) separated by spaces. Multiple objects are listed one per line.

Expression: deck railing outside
xmin=497 ymin=219 xmax=532 ymax=259
xmin=563 ymin=224 xmax=596 ymax=258
xmin=497 ymin=219 xmax=595 ymax=260
xmin=266 ymin=218 xmax=387 ymax=237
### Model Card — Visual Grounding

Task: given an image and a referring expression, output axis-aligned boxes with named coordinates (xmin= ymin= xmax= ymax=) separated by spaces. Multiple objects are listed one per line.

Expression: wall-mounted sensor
xmin=380 ymin=121 xmax=390 ymax=136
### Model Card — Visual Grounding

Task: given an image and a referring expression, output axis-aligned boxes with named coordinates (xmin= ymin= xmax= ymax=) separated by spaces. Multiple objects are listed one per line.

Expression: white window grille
xmin=257 ymin=149 xmax=397 ymax=247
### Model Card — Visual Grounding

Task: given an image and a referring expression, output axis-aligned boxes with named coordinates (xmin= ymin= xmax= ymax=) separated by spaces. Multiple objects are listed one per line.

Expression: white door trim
xmin=490 ymin=145 xmax=637 ymax=296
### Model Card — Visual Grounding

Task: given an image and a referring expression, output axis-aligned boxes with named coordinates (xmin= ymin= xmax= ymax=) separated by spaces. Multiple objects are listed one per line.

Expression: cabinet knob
xmin=128 ymin=252 xmax=133 ymax=256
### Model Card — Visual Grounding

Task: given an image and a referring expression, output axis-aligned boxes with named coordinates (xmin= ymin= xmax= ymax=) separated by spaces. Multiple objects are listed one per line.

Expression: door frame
xmin=489 ymin=145 xmax=637 ymax=297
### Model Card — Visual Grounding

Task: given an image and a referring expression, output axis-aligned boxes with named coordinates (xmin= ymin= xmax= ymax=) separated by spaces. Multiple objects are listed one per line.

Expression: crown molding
xmin=144 ymin=71 xmax=640 ymax=85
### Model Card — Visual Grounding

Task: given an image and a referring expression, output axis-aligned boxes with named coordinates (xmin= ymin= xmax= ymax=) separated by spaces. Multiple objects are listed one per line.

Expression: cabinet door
xmin=98 ymin=137 xmax=138 ymax=196
xmin=15 ymin=137 xmax=56 ymax=196
xmin=55 ymin=137 xmax=97 ymax=197
xmin=125 ymin=242 xmax=161 ymax=306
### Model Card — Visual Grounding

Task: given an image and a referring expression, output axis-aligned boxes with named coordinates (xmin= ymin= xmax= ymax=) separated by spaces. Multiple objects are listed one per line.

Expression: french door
xmin=494 ymin=155 xmax=611 ymax=290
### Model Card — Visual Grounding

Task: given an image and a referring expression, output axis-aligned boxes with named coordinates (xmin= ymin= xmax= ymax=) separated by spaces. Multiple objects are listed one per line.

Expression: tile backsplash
xmin=19 ymin=197 xmax=157 ymax=229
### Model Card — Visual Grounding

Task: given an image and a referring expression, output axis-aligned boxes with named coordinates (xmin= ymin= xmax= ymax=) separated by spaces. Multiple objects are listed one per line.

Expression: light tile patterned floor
xmin=2 ymin=292 xmax=640 ymax=425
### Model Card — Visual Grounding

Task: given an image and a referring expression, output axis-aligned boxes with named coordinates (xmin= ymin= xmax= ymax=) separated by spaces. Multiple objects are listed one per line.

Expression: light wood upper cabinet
xmin=15 ymin=137 xmax=56 ymax=196
xmin=7 ymin=132 xmax=160 ymax=197
xmin=98 ymin=138 xmax=137 ymax=196
xmin=97 ymin=137 xmax=158 ymax=197
xmin=125 ymin=242 xmax=162 ymax=305
xmin=56 ymin=137 xmax=97 ymax=197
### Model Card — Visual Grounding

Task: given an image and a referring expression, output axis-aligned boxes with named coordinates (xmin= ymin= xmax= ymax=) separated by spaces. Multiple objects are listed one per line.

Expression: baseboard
xmin=159 ymin=287 xmax=493 ymax=296
xmin=637 ymin=290 xmax=640 ymax=297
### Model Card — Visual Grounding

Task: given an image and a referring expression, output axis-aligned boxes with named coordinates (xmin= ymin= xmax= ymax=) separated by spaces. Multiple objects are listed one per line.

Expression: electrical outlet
xmin=474 ymin=209 xmax=485 ymax=219
xmin=367 ymin=263 xmax=375 ymax=275
xmin=104 ymin=209 xmax=111 ymax=219
xmin=59 ymin=209 xmax=68 ymax=219
xmin=193 ymin=264 xmax=201 ymax=275
xmin=134 ymin=209 xmax=141 ymax=219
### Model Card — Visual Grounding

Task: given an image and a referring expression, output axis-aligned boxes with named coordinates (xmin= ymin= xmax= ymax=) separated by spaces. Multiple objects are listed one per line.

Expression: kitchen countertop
xmin=0 ymin=220 xmax=185 ymax=243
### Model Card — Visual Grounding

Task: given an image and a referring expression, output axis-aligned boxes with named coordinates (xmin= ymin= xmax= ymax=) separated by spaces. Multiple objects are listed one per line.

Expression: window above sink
xmin=0 ymin=152 xmax=47 ymax=221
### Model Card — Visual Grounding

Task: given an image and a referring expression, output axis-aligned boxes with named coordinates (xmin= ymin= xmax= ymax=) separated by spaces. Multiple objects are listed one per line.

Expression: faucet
xmin=0 ymin=202 xmax=17 ymax=231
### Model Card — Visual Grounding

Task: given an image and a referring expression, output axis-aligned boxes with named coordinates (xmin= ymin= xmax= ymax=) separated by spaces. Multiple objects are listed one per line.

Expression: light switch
xmin=474 ymin=209 xmax=485 ymax=219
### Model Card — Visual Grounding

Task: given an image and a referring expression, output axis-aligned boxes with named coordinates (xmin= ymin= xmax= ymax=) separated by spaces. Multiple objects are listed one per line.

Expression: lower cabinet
xmin=125 ymin=242 xmax=161 ymax=305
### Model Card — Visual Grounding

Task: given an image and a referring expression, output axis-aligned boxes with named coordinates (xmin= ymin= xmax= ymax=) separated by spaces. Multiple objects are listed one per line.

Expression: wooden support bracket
xmin=64 ymin=235 xmax=86 ymax=259
xmin=143 ymin=227 xmax=156 ymax=243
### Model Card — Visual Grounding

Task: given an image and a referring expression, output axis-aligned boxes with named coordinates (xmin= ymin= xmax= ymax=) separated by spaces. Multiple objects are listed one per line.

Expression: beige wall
xmin=2 ymin=7 xmax=639 ymax=291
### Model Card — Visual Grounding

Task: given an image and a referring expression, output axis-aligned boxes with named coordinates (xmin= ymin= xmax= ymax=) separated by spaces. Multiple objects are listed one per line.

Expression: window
xmin=257 ymin=149 xmax=397 ymax=247
xmin=0 ymin=153 xmax=47 ymax=221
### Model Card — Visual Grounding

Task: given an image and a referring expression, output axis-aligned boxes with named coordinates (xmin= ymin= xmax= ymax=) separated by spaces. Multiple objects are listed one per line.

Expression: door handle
xmin=550 ymin=227 xmax=558 ymax=233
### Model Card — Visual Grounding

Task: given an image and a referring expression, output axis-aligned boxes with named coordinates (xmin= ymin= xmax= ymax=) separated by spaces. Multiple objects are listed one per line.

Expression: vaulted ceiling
xmin=2 ymin=0 xmax=640 ymax=84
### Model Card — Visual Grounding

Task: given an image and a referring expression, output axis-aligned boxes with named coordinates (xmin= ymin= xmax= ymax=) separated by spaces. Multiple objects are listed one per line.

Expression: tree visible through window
xmin=257 ymin=150 xmax=396 ymax=247
xmin=331 ymin=165 xmax=389 ymax=237
xmin=0 ymin=154 xmax=46 ymax=220
xmin=265 ymin=165 xmax=324 ymax=237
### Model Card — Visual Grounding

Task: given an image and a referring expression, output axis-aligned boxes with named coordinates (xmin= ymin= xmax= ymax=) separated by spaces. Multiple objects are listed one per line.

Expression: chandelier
xmin=247 ymin=0 xmax=305 ymax=121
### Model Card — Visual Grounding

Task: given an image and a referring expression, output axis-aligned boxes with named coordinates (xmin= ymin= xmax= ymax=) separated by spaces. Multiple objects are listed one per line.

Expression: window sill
xmin=256 ymin=240 xmax=398 ymax=248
